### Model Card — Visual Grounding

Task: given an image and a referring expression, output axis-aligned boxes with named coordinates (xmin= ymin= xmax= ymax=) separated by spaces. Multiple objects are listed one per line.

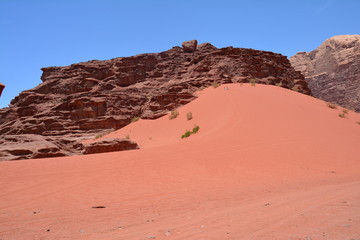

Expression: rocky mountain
xmin=290 ymin=35 xmax=360 ymax=112
xmin=0 ymin=40 xmax=311 ymax=160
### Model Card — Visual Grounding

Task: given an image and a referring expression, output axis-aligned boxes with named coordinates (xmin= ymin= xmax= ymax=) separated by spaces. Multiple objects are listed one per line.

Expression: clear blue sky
xmin=0 ymin=0 xmax=359 ymax=108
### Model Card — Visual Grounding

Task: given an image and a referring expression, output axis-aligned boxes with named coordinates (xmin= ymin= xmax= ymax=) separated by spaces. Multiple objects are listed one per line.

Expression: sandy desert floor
xmin=1 ymin=84 xmax=360 ymax=239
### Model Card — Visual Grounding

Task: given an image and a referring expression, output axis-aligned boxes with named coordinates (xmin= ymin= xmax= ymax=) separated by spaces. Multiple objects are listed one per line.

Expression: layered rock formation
xmin=290 ymin=35 xmax=360 ymax=112
xmin=83 ymin=138 xmax=139 ymax=154
xmin=0 ymin=41 xmax=311 ymax=160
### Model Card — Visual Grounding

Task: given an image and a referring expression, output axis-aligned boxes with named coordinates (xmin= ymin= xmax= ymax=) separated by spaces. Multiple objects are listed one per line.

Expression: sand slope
xmin=1 ymin=84 xmax=360 ymax=240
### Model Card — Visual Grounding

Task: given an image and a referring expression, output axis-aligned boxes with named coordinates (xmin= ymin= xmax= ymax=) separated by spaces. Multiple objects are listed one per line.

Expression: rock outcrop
xmin=290 ymin=35 xmax=360 ymax=112
xmin=0 ymin=83 xmax=4 ymax=97
xmin=182 ymin=40 xmax=198 ymax=53
xmin=0 ymin=134 xmax=82 ymax=160
xmin=0 ymin=41 xmax=311 ymax=160
xmin=83 ymin=138 xmax=139 ymax=154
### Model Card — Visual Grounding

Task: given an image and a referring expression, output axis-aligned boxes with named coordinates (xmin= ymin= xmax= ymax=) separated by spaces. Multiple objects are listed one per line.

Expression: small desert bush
xmin=95 ymin=134 xmax=104 ymax=140
xmin=169 ymin=110 xmax=179 ymax=120
xmin=131 ymin=117 xmax=140 ymax=122
xmin=338 ymin=113 xmax=347 ymax=118
xmin=357 ymin=121 xmax=360 ymax=125
xmin=275 ymin=82 xmax=282 ymax=87
xmin=326 ymin=102 xmax=338 ymax=109
xmin=94 ymin=129 xmax=114 ymax=139
xmin=212 ymin=82 xmax=221 ymax=88
xmin=186 ymin=112 xmax=193 ymax=120
xmin=249 ymin=78 xmax=257 ymax=86
xmin=181 ymin=125 xmax=200 ymax=138
xmin=338 ymin=109 xmax=349 ymax=119
xmin=125 ymin=134 xmax=130 ymax=139
xmin=181 ymin=130 xmax=192 ymax=139
xmin=192 ymin=125 xmax=200 ymax=134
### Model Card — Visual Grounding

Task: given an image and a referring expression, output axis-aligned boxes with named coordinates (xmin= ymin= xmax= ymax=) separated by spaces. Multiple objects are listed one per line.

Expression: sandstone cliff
xmin=290 ymin=35 xmax=360 ymax=112
xmin=0 ymin=41 xmax=311 ymax=160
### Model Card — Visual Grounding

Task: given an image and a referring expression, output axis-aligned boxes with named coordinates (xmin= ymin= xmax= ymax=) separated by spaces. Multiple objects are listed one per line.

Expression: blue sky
xmin=0 ymin=0 xmax=359 ymax=108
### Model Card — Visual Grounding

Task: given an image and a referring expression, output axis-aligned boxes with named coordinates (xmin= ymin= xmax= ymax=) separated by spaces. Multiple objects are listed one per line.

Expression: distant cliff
xmin=290 ymin=35 xmax=360 ymax=112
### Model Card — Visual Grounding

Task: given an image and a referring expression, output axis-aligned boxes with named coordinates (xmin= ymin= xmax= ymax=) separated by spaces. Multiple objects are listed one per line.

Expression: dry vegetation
xmin=169 ymin=110 xmax=179 ymax=120
xmin=95 ymin=129 xmax=114 ymax=139
xmin=338 ymin=109 xmax=350 ymax=118
xmin=338 ymin=113 xmax=347 ymax=118
xmin=186 ymin=112 xmax=193 ymax=120
xmin=249 ymin=78 xmax=257 ymax=86
xmin=212 ymin=82 xmax=221 ymax=88
xmin=326 ymin=102 xmax=338 ymax=109
xmin=131 ymin=117 xmax=140 ymax=122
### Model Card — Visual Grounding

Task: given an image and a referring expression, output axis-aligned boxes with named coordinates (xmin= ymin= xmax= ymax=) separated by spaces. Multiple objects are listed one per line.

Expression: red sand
xmin=1 ymin=83 xmax=360 ymax=240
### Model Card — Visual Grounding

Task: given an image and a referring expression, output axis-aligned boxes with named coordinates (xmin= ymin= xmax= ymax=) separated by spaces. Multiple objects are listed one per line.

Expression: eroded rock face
xmin=0 ymin=134 xmax=84 ymax=161
xmin=0 ymin=41 xmax=311 ymax=160
xmin=83 ymin=138 xmax=139 ymax=154
xmin=290 ymin=35 xmax=360 ymax=112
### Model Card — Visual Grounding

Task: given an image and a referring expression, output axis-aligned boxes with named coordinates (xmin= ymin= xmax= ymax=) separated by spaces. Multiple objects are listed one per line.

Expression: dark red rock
xmin=0 ymin=83 xmax=4 ymax=97
xmin=83 ymin=138 xmax=139 ymax=154
xmin=0 ymin=41 xmax=311 ymax=160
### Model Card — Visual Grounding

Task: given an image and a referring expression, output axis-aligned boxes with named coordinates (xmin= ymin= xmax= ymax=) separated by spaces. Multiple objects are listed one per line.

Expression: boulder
xmin=0 ymin=83 xmax=4 ymax=97
xmin=182 ymin=40 xmax=198 ymax=53
xmin=83 ymin=138 xmax=139 ymax=154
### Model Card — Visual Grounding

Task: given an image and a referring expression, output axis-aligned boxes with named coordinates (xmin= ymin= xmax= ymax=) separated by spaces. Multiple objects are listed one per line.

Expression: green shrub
xmin=186 ymin=112 xmax=193 ymax=120
xmin=169 ymin=110 xmax=179 ymax=120
xmin=181 ymin=125 xmax=200 ymax=138
xmin=357 ymin=121 xmax=360 ymax=125
xmin=181 ymin=130 xmax=192 ymax=138
xmin=192 ymin=125 xmax=200 ymax=134
xmin=342 ymin=109 xmax=349 ymax=114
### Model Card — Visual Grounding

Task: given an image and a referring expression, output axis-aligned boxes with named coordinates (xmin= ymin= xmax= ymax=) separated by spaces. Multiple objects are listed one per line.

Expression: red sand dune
xmin=1 ymin=83 xmax=360 ymax=240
